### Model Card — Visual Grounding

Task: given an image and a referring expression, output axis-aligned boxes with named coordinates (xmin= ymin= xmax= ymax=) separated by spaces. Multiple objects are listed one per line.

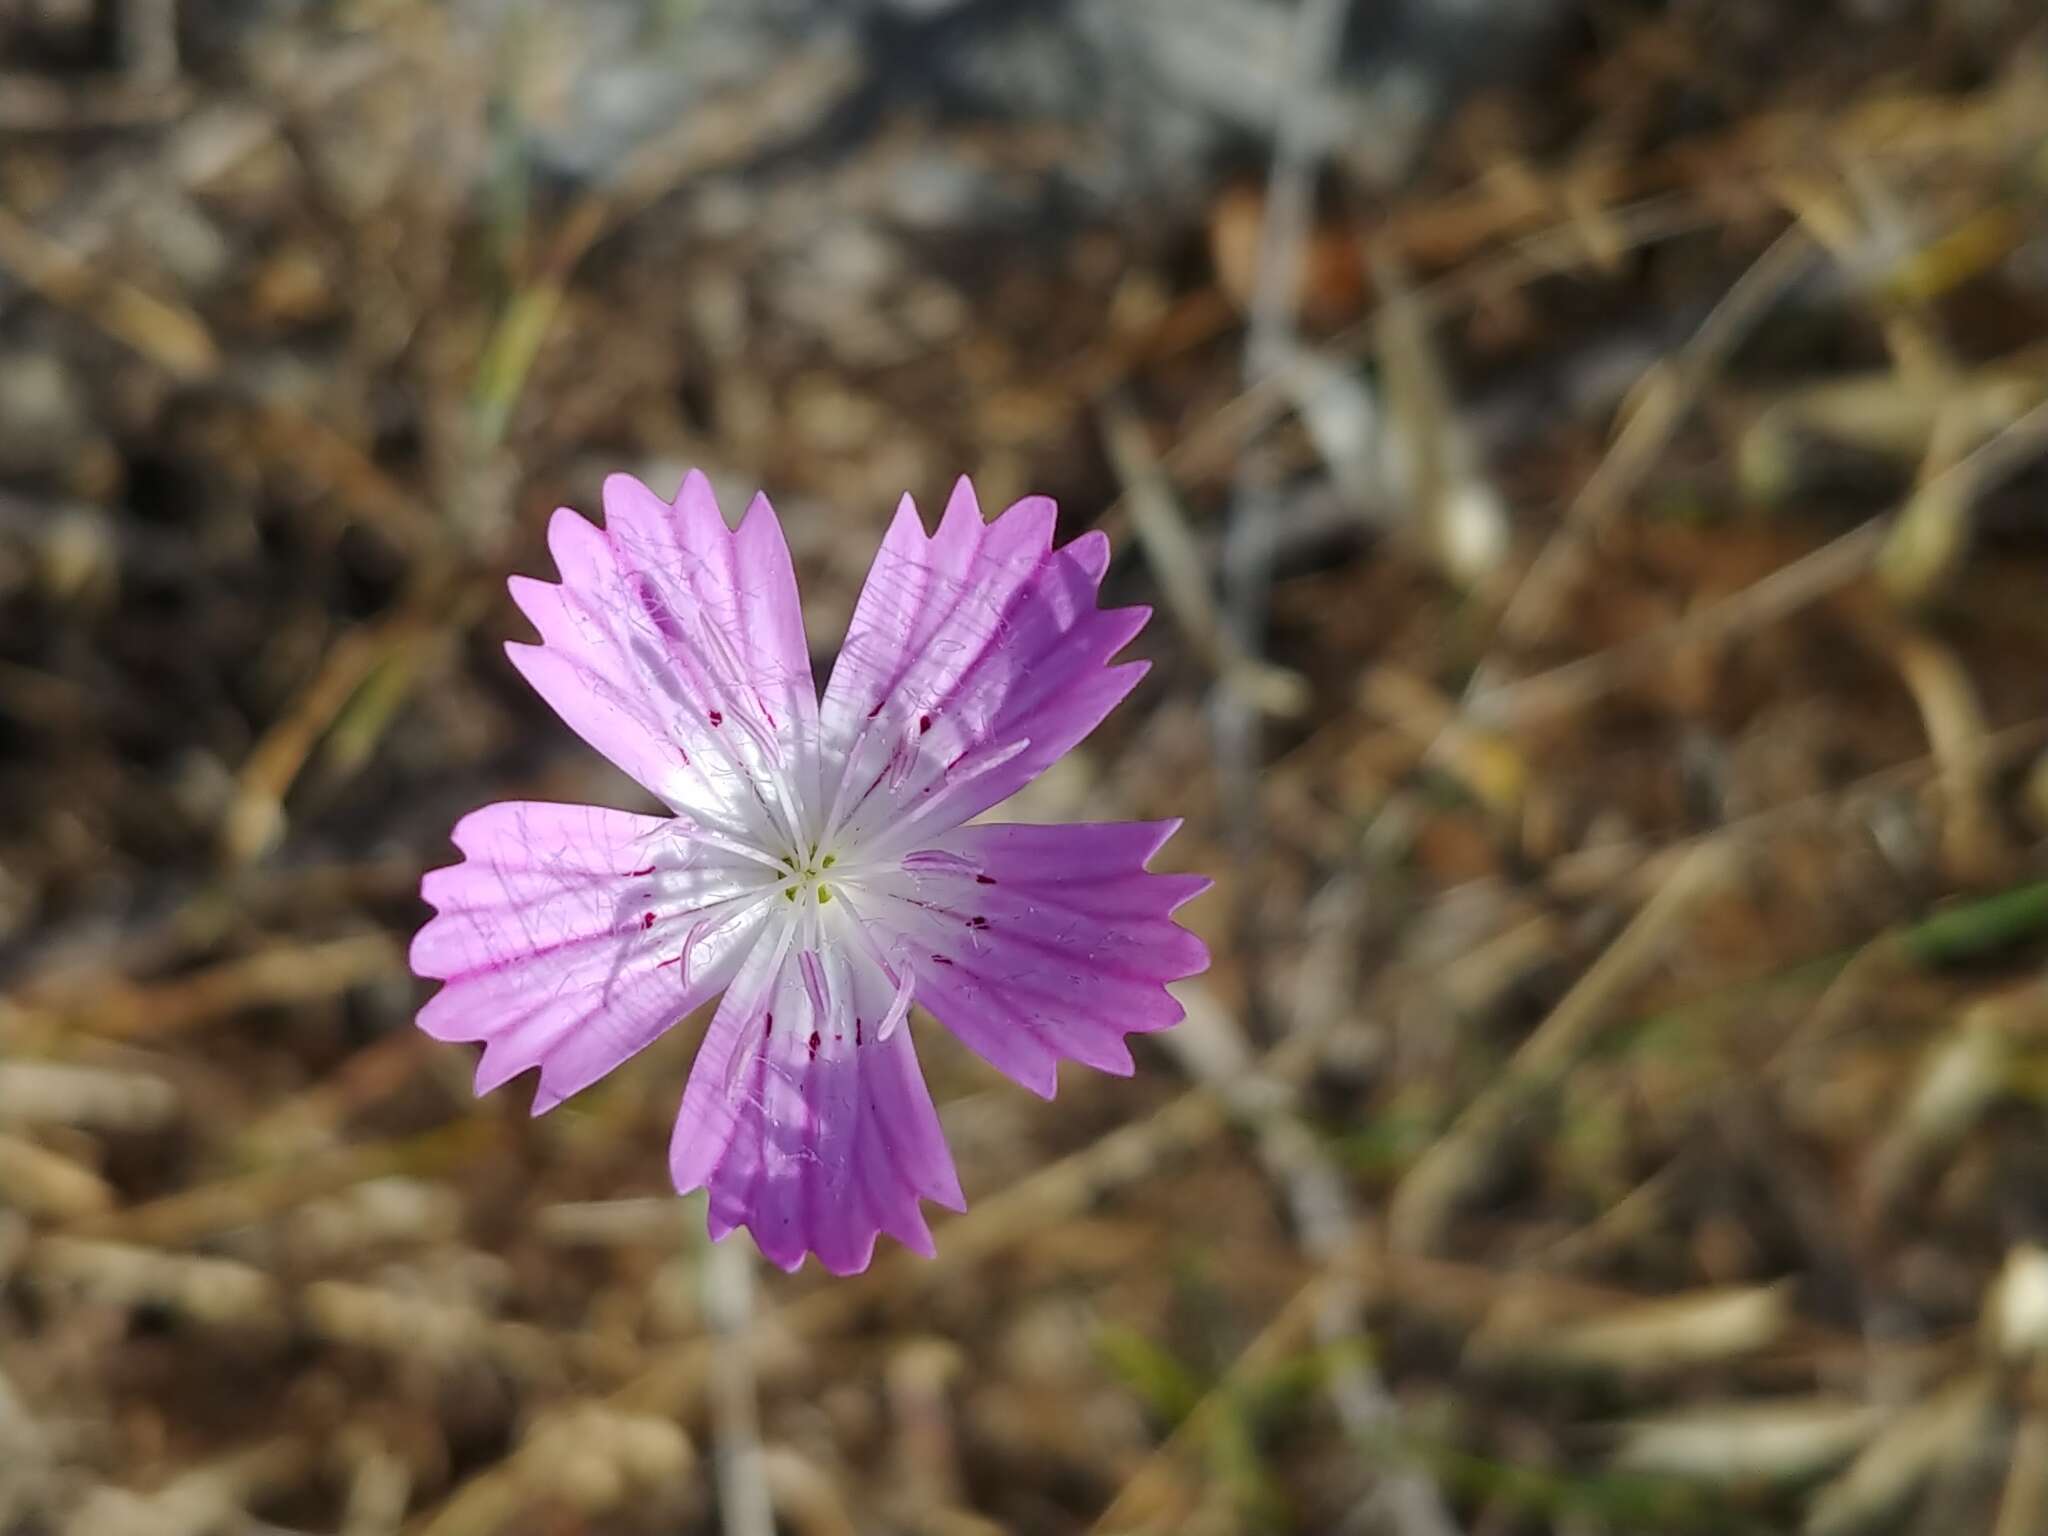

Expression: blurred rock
xmin=890 ymin=0 xmax=1573 ymax=199
xmin=474 ymin=0 xmax=829 ymax=181
xmin=480 ymin=0 xmax=1572 ymax=220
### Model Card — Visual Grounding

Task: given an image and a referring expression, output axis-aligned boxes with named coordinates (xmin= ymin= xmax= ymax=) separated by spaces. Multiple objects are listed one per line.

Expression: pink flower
xmin=411 ymin=472 xmax=1209 ymax=1274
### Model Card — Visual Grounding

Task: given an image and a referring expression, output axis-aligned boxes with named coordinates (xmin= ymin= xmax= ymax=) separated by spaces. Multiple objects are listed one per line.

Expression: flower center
xmin=777 ymin=847 xmax=839 ymax=906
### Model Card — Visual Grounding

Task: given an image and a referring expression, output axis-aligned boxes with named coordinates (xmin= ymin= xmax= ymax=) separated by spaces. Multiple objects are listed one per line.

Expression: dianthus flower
xmin=412 ymin=472 xmax=1208 ymax=1274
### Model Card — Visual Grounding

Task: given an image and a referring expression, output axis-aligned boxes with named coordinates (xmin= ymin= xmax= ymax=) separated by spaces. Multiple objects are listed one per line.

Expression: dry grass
xmin=6 ymin=2 xmax=2048 ymax=1533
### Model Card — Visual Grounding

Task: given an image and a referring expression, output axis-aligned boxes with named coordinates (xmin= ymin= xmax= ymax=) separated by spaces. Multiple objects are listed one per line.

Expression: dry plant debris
xmin=5 ymin=2 xmax=2048 ymax=1533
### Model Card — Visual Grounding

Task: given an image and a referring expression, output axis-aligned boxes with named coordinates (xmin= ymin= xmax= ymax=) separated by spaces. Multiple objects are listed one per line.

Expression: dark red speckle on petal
xmin=967 ymin=915 xmax=988 ymax=929
xmin=627 ymin=865 xmax=656 ymax=877
xmin=807 ymin=1031 xmax=821 ymax=1060
xmin=919 ymin=714 xmax=932 ymax=733
xmin=708 ymin=710 xmax=723 ymax=727
xmin=641 ymin=912 xmax=656 ymax=930
xmin=975 ymin=874 xmax=997 ymax=885
xmin=930 ymin=954 xmax=955 ymax=967
xmin=764 ymin=1012 xmax=774 ymax=1037
xmin=854 ymin=1018 xmax=864 ymax=1045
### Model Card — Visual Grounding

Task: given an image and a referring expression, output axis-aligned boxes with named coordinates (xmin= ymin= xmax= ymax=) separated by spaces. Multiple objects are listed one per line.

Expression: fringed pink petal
xmin=506 ymin=472 xmax=820 ymax=840
xmin=670 ymin=933 xmax=963 ymax=1275
xmin=817 ymin=478 xmax=1151 ymax=852
xmin=888 ymin=820 xmax=1209 ymax=1098
xmin=412 ymin=801 xmax=769 ymax=1111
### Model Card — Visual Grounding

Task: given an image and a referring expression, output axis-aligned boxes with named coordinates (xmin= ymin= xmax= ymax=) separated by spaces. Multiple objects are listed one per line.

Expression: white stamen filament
xmin=667 ymin=822 xmax=788 ymax=874
xmin=722 ymin=920 xmax=797 ymax=1099
xmin=799 ymin=947 xmax=830 ymax=1028
xmin=667 ymin=885 xmax=781 ymax=978
xmin=689 ymin=612 xmax=812 ymax=854
xmin=815 ymin=713 xmax=899 ymax=854
xmin=827 ymin=888 xmax=918 ymax=1042
xmin=875 ymin=961 xmax=915 ymax=1043
xmin=900 ymin=848 xmax=983 ymax=879
xmin=861 ymin=736 xmax=1032 ymax=856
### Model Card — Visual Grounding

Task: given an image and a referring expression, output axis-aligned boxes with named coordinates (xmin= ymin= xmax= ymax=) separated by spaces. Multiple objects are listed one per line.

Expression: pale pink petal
xmin=412 ymin=801 xmax=771 ymax=1111
xmin=883 ymin=820 xmax=1208 ymax=1097
xmin=506 ymin=472 xmax=819 ymax=840
xmin=670 ymin=932 xmax=963 ymax=1275
xmin=817 ymin=478 xmax=1151 ymax=853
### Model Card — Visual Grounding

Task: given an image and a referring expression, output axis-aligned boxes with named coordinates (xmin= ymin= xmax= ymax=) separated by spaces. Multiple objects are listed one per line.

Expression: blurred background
xmin=7 ymin=1 xmax=2048 ymax=1532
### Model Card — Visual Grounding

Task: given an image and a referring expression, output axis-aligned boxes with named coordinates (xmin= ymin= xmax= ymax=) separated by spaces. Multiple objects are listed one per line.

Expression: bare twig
xmin=65 ymin=1120 xmax=503 ymax=1247
xmin=1088 ymin=1260 xmax=1335 ymax=1533
xmin=409 ymin=1404 xmax=692 ymax=1536
xmin=1872 ymin=621 xmax=2006 ymax=881
xmin=1471 ymin=390 xmax=2048 ymax=728
xmin=0 ymin=73 xmax=189 ymax=129
xmin=1369 ymin=245 xmax=1509 ymax=588
xmin=1154 ymin=886 xmax=1461 ymax=1536
xmin=0 ymin=205 xmax=218 ymax=380
xmin=1098 ymin=396 xmax=1309 ymax=717
xmin=1389 ymin=840 xmax=1733 ymax=1253
xmin=1485 ymin=224 xmax=1818 ymax=659
xmin=222 ymin=612 xmax=439 ymax=865
xmin=119 ymin=0 xmax=181 ymax=87
xmin=1471 ymin=518 xmax=1889 ymax=729
xmin=62 ymin=1436 xmax=312 ymax=1536
xmin=47 ymin=933 xmax=404 ymax=1043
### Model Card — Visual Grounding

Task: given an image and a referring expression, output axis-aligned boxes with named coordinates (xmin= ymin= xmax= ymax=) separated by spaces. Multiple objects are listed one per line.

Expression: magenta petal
xmin=892 ymin=820 xmax=1209 ymax=1098
xmin=670 ymin=937 xmax=963 ymax=1275
xmin=412 ymin=801 xmax=768 ymax=1110
xmin=505 ymin=473 xmax=819 ymax=836
xmin=818 ymin=478 xmax=1152 ymax=849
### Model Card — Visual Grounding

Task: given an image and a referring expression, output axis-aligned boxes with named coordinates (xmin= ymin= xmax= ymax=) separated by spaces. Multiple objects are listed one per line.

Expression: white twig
xmin=703 ymin=1239 xmax=776 ymax=1536
xmin=1203 ymin=6 xmax=1464 ymax=1531
xmin=1100 ymin=394 xmax=1310 ymax=716
xmin=1214 ymin=0 xmax=1355 ymax=939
